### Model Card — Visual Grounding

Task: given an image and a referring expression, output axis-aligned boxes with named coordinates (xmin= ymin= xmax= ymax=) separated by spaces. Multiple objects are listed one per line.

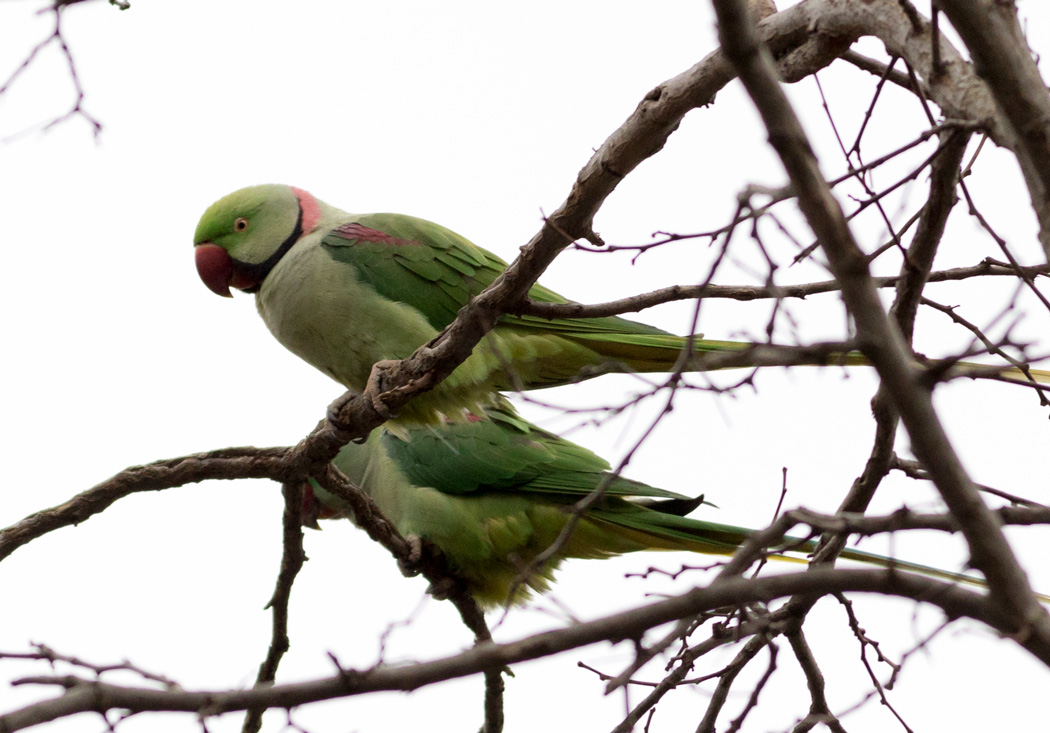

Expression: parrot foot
xmin=365 ymin=360 xmax=402 ymax=420
xmin=325 ymin=393 xmax=363 ymax=440
xmin=397 ymin=534 xmax=425 ymax=577
xmin=366 ymin=359 xmax=438 ymax=419
xmin=425 ymin=577 xmax=456 ymax=601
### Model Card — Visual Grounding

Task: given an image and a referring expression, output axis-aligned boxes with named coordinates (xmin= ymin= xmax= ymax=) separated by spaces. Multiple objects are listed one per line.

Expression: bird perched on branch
xmin=305 ymin=403 xmax=998 ymax=607
xmin=193 ymin=185 xmax=1049 ymax=425
xmin=191 ymin=182 xmax=1050 ymax=422
xmin=190 ymin=185 xmax=852 ymax=424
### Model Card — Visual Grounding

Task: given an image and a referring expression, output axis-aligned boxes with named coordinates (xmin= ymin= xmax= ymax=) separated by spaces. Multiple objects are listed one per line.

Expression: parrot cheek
xmin=194 ymin=243 xmax=234 ymax=298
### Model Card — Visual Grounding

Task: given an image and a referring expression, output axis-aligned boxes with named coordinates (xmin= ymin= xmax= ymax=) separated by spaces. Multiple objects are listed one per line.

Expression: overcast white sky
xmin=2 ymin=1 xmax=1050 ymax=731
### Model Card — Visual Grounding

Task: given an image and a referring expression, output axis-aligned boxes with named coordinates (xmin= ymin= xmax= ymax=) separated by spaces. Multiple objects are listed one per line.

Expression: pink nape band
xmin=290 ymin=186 xmax=322 ymax=234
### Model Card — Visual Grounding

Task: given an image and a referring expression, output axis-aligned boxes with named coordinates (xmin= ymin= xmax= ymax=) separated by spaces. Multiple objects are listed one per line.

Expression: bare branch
xmin=240 ymin=481 xmax=308 ymax=733
xmin=0 ymin=1 xmax=127 ymax=138
xmin=787 ymin=629 xmax=847 ymax=733
xmin=841 ymin=50 xmax=921 ymax=99
xmin=835 ymin=593 xmax=913 ymax=732
xmin=514 ymin=259 xmax=1050 ymax=320
xmin=0 ymin=570 xmax=1016 ymax=732
xmin=937 ymin=0 xmax=1050 ymax=258
xmin=711 ymin=0 xmax=1050 ymax=655
xmin=0 ymin=448 xmax=287 ymax=562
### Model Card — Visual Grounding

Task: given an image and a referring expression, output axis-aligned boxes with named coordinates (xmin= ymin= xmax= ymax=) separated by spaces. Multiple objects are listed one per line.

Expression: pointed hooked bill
xmin=195 ymin=243 xmax=235 ymax=297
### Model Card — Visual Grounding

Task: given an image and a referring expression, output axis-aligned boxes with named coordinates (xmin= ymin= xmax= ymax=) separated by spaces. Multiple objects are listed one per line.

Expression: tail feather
xmin=954 ymin=364 xmax=1050 ymax=386
xmin=589 ymin=505 xmax=1050 ymax=603
xmin=565 ymin=333 xmax=1050 ymax=387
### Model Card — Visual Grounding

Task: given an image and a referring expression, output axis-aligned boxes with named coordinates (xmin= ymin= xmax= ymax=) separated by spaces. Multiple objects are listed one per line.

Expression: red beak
xmin=195 ymin=243 xmax=234 ymax=298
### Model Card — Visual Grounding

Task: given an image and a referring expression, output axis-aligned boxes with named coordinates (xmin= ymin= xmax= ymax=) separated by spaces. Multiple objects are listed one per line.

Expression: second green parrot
xmin=308 ymin=403 xmax=993 ymax=608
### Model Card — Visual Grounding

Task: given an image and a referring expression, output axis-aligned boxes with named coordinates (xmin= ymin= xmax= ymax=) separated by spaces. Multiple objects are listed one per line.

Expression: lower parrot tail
xmin=585 ymin=499 xmax=1049 ymax=602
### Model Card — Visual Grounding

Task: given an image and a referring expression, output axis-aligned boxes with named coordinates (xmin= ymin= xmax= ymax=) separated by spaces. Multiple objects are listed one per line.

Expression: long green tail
xmin=588 ymin=503 xmax=1050 ymax=602
xmin=565 ymin=332 xmax=1050 ymax=387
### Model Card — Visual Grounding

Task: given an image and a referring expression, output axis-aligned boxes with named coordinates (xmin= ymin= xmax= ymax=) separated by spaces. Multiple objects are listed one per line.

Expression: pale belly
xmin=254 ymin=241 xmax=508 ymax=423
xmin=256 ymin=241 xmax=440 ymax=391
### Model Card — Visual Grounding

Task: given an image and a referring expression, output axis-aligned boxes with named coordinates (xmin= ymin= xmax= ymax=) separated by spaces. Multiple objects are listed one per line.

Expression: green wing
xmin=321 ymin=214 xmax=495 ymax=328
xmin=382 ymin=404 xmax=691 ymax=502
xmin=319 ymin=213 xmax=758 ymax=388
xmin=325 ymin=405 xmax=1010 ymax=606
xmin=320 ymin=213 xmax=680 ymax=338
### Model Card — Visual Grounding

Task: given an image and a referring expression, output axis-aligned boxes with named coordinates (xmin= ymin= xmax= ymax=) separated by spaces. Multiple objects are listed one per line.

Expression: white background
xmin=2 ymin=1 xmax=1049 ymax=731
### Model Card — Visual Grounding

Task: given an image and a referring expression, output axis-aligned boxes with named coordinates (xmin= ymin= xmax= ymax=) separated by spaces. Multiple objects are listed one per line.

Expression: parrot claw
xmin=397 ymin=535 xmax=425 ymax=577
xmin=370 ymin=391 xmax=396 ymax=420
xmin=426 ymin=577 xmax=456 ymax=601
xmin=366 ymin=360 xmax=402 ymax=420
xmin=325 ymin=392 xmax=362 ymax=439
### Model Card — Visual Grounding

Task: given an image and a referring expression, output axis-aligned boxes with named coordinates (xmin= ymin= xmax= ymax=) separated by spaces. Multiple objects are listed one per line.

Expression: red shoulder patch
xmin=333 ymin=222 xmax=418 ymax=246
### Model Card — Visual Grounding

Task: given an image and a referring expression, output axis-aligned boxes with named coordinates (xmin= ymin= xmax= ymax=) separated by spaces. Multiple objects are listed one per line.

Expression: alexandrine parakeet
xmin=305 ymin=404 xmax=995 ymax=608
xmin=193 ymin=185 xmax=1050 ymax=424
xmin=193 ymin=185 xmax=1049 ymax=425
xmin=191 ymin=185 xmax=842 ymax=424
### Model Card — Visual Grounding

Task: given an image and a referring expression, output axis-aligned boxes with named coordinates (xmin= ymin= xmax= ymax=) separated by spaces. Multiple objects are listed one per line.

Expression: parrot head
xmin=193 ymin=184 xmax=316 ymax=297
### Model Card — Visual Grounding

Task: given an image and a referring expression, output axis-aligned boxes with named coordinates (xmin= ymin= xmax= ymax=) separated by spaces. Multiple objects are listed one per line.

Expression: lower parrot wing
xmin=319 ymin=403 xmax=1017 ymax=607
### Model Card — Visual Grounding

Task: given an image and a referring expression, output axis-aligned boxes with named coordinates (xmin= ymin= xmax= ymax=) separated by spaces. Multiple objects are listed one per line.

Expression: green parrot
xmin=193 ymin=184 xmax=1050 ymax=424
xmin=191 ymin=185 xmax=842 ymax=424
xmin=193 ymin=185 xmax=1050 ymax=424
xmin=305 ymin=403 xmax=997 ymax=608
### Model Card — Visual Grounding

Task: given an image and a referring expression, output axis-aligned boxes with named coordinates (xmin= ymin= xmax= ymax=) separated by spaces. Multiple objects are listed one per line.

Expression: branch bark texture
xmin=710 ymin=0 xmax=1050 ymax=655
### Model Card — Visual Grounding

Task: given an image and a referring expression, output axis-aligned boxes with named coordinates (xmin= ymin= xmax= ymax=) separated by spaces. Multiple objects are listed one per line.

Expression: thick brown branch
xmin=937 ymin=0 xmax=1050 ymax=258
xmin=0 ymin=571 xmax=1013 ymax=732
xmin=0 ymin=448 xmax=287 ymax=562
xmin=890 ymin=130 xmax=971 ymax=341
xmin=712 ymin=0 xmax=1050 ymax=653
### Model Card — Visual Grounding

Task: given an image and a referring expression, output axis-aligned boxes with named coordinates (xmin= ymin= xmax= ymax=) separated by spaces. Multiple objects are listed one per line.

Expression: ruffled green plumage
xmin=321 ymin=213 xmax=720 ymax=394
xmin=315 ymin=404 xmax=998 ymax=608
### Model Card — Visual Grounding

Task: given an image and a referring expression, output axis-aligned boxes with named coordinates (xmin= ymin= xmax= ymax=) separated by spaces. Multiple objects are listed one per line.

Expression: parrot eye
xmin=234 ymin=217 xmax=250 ymax=232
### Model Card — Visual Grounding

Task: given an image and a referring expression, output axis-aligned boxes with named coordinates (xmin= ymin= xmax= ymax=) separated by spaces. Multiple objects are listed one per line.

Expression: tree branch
xmin=514 ymin=259 xmax=1047 ymax=320
xmin=240 ymin=481 xmax=307 ymax=733
xmin=711 ymin=0 xmax=1050 ymax=655
xmin=0 ymin=448 xmax=287 ymax=562
xmin=0 ymin=570 xmax=1014 ymax=732
xmin=936 ymin=0 xmax=1050 ymax=258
